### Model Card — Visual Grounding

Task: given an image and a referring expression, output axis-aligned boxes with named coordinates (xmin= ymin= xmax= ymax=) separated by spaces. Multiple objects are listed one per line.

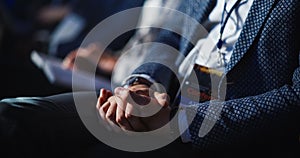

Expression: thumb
xmin=114 ymin=87 xmax=130 ymax=99
xmin=114 ymin=87 xmax=130 ymax=107
xmin=154 ymin=92 xmax=169 ymax=108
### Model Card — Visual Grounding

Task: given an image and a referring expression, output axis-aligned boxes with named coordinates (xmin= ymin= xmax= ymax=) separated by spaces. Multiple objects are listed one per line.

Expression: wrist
xmin=123 ymin=76 xmax=152 ymax=88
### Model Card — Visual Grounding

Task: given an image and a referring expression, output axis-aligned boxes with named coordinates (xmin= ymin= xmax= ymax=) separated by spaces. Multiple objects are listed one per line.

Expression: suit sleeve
xmin=130 ymin=29 xmax=183 ymax=100
xmin=185 ymin=66 xmax=300 ymax=150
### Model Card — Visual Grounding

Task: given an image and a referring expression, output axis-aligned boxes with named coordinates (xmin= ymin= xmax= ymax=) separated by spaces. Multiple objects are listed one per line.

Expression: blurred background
xmin=0 ymin=0 xmax=145 ymax=99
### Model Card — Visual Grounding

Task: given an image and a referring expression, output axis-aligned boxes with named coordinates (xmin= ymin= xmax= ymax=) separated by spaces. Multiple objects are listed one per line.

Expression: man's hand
xmin=96 ymin=85 xmax=171 ymax=132
xmin=62 ymin=43 xmax=116 ymax=74
xmin=37 ymin=5 xmax=70 ymax=24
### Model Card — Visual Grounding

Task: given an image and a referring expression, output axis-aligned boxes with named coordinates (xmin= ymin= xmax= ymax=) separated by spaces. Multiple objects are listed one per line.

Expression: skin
xmin=96 ymin=84 xmax=171 ymax=133
xmin=37 ymin=5 xmax=71 ymax=24
xmin=62 ymin=43 xmax=117 ymax=74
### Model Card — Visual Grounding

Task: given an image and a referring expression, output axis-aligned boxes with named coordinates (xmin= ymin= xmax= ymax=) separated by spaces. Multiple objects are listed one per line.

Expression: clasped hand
xmin=96 ymin=84 xmax=171 ymax=133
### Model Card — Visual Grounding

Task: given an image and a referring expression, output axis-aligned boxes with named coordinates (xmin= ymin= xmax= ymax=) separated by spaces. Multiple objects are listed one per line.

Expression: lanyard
xmin=217 ymin=0 xmax=242 ymax=66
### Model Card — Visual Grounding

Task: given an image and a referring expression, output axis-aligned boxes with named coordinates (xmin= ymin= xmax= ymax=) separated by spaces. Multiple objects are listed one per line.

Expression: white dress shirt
xmin=179 ymin=0 xmax=254 ymax=75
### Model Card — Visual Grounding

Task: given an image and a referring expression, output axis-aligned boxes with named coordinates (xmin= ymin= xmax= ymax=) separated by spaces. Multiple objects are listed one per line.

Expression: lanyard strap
xmin=217 ymin=0 xmax=242 ymax=50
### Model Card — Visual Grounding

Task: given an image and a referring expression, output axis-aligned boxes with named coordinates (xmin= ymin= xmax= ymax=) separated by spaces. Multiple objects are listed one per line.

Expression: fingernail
xmin=115 ymin=87 xmax=126 ymax=95
xmin=99 ymin=89 xmax=105 ymax=97
xmin=155 ymin=92 xmax=168 ymax=100
xmin=99 ymin=89 xmax=103 ymax=96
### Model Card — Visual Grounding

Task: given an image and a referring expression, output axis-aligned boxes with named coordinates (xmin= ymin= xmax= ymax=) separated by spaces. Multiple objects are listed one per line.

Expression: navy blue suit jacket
xmin=132 ymin=0 xmax=300 ymax=150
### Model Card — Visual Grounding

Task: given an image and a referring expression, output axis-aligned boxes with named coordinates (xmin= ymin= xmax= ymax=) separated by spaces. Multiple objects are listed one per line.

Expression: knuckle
xmin=116 ymin=118 xmax=127 ymax=126
xmin=125 ymin=113 xmax=132 ymax=119
xmin=115 ymin=117 xmax=124 ymax=124
xmin=161 ymin=93 xmax=168 ymax=99
xmin=98 ymin=109 xmax=104 ymax=116
xmin=108 ymin=96 xmax=117 ymax=102
xmin=99 ymin=106 xmax=105 ymax=112
xmin=96 ymin=103 xmax=100 ymax=110
xmin=96 ymin=100 xmax=103 ymax=109
xmin=107 ymin=97 xmax=113 ymax=102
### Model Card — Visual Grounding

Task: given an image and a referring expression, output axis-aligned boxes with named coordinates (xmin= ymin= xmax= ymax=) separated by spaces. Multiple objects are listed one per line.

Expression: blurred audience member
xmin=62 ymin=0 xmax=181 ymax=83
xmin=0 ymin=0 xmax=144 ymax=99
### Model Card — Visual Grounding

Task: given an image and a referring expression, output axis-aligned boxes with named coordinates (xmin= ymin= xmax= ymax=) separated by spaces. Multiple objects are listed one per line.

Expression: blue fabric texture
xmin=132 ymin=0 xmax=300 ymax=149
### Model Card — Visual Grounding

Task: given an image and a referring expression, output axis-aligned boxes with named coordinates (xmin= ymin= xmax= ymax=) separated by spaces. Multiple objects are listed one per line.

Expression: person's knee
xmin=0 ymin=100 xmax=21 ymax=150
xmin=0 ymin=99 xmax=18 ymax=122
xmin=0 ymin=99 xmax=40 ymax=156
xmin=0 ymin=98 xmax=38 ymax=139
xmin=0 ymin=100 xmax=21 ymax=135
xmin=0 ymin=100 xmax=10 ymax=116
xmin=0 ymin=98 xmax=28 ymax=120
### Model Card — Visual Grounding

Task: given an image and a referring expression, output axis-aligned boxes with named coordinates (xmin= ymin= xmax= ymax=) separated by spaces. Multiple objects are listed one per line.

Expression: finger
xmin=125 ymin=103 xmax=148 ymax=132
xmin=115 ymin=87 xmax=144 ymax=116
xmin=115 ymin=101 xmax=133 ymax=131
xmin=114 ymin=88 xmax=149 ymax=131
xmin=116 ymin=87 xmax=152 ymax=106
xmin=105 ymin=98 xmax=117 ymax=124
xmin=153 ymin=92 xmax=170 ymax=108
xmin=105 ymin=98 xmax=122 ymax=133
xmin=96 ymin=89 xmax=113 ymax=109
xmin=62 ymin=50 xmax=77 ymax=69
xmin=114 ymin=95 xmax=133 ymax=131
xmin=97 ymin=104 xmax=112 ymax=132
xmin=99 ymin=101 xmax=110 ymax=121
xmin=99 ymin=98 xmax=121 ymax=132
xmin=129 ymin=90 xmax=151 ymax=106
xmin=114 ymin=87 xmax=130 ymax=99
xmin=62 ymin=58 xmax=74 ymax=69
xmin=115 ymin=87 xmax=138 ymax=113
xmin=96 ymin=89 xmax=106 ymax=109
xmin=86 ymin=43 xmax=98 ymax=53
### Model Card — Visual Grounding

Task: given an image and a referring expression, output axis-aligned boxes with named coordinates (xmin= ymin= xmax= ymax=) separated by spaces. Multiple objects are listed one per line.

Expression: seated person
xmin=98 ymin=0 xmax=300 ymax=155
xmin=47 ymin=0 xmax=145 ymax=59
xmin=62 ymin=0 xmax=181 ymax=83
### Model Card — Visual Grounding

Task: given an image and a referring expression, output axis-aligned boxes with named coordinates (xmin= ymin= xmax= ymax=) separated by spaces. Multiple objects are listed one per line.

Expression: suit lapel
xmin=225 ymin=0 xmax=278 ymax=73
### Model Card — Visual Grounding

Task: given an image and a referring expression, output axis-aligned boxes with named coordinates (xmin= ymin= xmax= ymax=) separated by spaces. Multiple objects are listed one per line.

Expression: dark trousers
xmin=2 ymin=92 xmax=298 ymax=158
xmin=0 ymin=92 xmax=198 ymax=158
